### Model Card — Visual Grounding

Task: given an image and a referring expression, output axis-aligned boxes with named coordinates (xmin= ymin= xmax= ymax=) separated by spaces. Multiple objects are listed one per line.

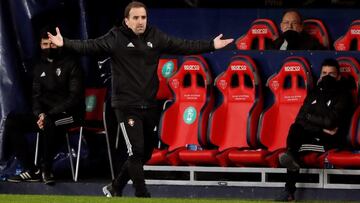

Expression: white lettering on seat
xmin=232 ymin=94 xmax=250 ymax=101
xmin=340 ymin=66 xmax=351 ymax=72
xmin=252 ymin=28 xmax=268 ymax=34
xmin=231 ymin=65 xmax=247 ymax=71
xmin=284 ymin=66 xmax=301 ymax=71
xmin=184 ymin=65 xmax=200 ymax=70
xmin=184 ymin=94 xmax=201 ymax=100
xmin=351 ymin=29 xmax=360 ymax=35
xmin=283 ymin=95 xmax=302 ymax=101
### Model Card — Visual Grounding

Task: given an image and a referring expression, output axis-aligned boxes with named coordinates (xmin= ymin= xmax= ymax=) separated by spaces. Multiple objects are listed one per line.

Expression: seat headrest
xmin=267 ymin=56 xmax=312 ymax=103
xmin=337 ymin=56 xmax=360 ymax=80
xmin=334 ymin=20 xmax=360 ymax=51
xmin=336 ymin=56 xmax=360 ymax=103
xmin=216 ymin=55 xmax=260 ymax=102
xmin=236 ymin=18 xmax=279 ymax=50
xmin=169 ymin=55 xmax=212 ymax=101
xmin=170 ymin=55 xmax=211 ymax=84
xmin=303 ymin=19 xmax=330 ymax=48
xmin=227 ymin=55 xmax=259 ymax=79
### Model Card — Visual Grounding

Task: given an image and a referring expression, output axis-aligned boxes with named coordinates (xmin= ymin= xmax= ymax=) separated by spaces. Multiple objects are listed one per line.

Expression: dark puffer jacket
xmin=32 ymin=54 xmax=85 ymax=118
xmin=270 ymin=31 xmax=326 ymax=50
xmin=295 ymin=77 xmax=355 ymax=141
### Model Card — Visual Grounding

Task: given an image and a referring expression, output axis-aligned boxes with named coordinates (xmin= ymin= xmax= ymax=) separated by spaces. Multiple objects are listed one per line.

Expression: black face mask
xmin=318 ymin=75 xmax=338 ymax=90
xmin=282 ymin=30 xmax=300 ymax=44
xmin=41 ymin=48 xmax=60 ymax=59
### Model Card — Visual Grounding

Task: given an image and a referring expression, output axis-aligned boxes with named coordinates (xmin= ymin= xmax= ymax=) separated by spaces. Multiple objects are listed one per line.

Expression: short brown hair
xmin=124 ymin=1 xmax=147 ymax=18
xmin=321 ymin=58 xmax=340 ymax=73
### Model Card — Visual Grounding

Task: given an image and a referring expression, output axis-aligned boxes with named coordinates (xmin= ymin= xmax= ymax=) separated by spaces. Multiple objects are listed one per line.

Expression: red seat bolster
xmin=328 ymin=150 xmax=360 ymax=168
xmin=146 ymin=149 xmax=169 ymax=165
xmin=228 ymin=149 xmax=269 ymax=166
xmin=179 ymin=149 xmax=219 ymax=166
xmin=166 ymin=147 xmax=187 ymax=166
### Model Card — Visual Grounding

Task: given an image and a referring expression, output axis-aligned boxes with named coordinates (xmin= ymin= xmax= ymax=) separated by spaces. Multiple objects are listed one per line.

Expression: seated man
xmin=271 ymin=9 xmax=326 ymax=50
xmin=276 ymin=58 xmax=355 ymax=201
xmin=5 ymin=27 xmax=84 ymax=184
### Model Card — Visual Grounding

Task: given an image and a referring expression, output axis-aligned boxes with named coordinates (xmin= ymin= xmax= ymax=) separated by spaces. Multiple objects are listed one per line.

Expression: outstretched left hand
xmin=213 ymin=34 xmax=234 ymax=49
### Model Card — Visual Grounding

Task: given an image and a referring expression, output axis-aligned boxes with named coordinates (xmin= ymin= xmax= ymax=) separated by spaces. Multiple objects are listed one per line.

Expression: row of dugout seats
xmin=148 ymin=55 xmax=360 ymax=169
xmin=235 ymin=18 xmax=360 ymax=51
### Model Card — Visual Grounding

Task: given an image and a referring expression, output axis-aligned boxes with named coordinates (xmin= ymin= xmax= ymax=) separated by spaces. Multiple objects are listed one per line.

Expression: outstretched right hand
xmin=48 ymin=27 xmax=64 ymax=47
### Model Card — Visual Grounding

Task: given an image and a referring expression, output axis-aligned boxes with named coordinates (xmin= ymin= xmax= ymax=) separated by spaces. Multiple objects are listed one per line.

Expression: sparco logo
xmin=351 ymin=29 xmax=360 ymax=35
xmin=340 ymin=66 xmax=351 ymax=72
xmin=231 ymin=65 xmax=247 ymax=70
xmin=184 ymin=65 xmax=200 ymax=70
xmin=285 ymin=66 xmax=300 ymax=71
xmin=252 ymin=28 xmax=268 ymax=34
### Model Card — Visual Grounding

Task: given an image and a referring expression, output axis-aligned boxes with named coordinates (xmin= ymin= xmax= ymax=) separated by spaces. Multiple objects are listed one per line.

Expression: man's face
xmin=40 ymin=38 xmax=57 ymax=50
xmin=125 ymin=7 xmax=147 ymax=35
xmin=319 ymin=65 xmax=340 ymax=81
xmin=280 ymin=11 xmax=303 ymax=33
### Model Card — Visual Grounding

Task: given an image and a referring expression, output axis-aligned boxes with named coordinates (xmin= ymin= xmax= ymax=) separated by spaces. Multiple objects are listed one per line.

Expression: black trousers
xmin=4 ymin=112 xmax=79 ymax=172
xmin=285 ymin=123 xmax=334 ymax=193
xmin=112 ymin=107 xmax=160 ymax=192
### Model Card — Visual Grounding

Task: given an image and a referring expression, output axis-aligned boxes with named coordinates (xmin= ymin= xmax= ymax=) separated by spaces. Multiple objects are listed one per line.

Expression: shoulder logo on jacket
xmin=40 ymin=72 xmax=46 ymax=77
xmin=56 ymin=68 xmax=61 ymax=76
xmin=127 ymin=42 xmax=135 ymax=48
xmin=147 ymin=41 xmax=153 ymax=48
xmin=327 ymin=100 xmax=332 ymax=106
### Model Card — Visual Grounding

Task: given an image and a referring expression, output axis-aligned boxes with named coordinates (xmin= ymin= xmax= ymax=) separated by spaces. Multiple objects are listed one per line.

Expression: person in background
xmin=5 ymin=27 xmax=85 ymax=185
xmin=276 ymin=58 xmax=354 ymax=201
xmin=48 ymin=1 xmax=233 ymax=198
xmin=271 ymin=9 xmax=326 ymax=50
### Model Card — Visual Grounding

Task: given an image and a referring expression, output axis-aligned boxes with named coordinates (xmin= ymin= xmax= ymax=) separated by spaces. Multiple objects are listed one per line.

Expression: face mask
xmin=41 ymin=48 xmax=50 ymax=59
xmin=41 ymin=48 xmax=59 ymax=59
xmin=48 ymin=48 xmax=60 ymax=59
xmin=318 ymin=75 xmax=337 ymax=90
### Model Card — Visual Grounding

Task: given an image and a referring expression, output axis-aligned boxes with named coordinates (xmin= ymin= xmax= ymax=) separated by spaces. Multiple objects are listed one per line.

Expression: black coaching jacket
xmin=270 ymin=31 xmax=326 ymax=50
xmin=63 ymin=23 xmax=215 ymax=108
xmin=32 ymin=54 xmax=85 ymax=118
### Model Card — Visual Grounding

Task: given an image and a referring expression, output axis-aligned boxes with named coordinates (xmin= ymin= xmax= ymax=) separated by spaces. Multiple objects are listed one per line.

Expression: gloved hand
xmin=282 ymin=30 xmax=301 ymax=49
